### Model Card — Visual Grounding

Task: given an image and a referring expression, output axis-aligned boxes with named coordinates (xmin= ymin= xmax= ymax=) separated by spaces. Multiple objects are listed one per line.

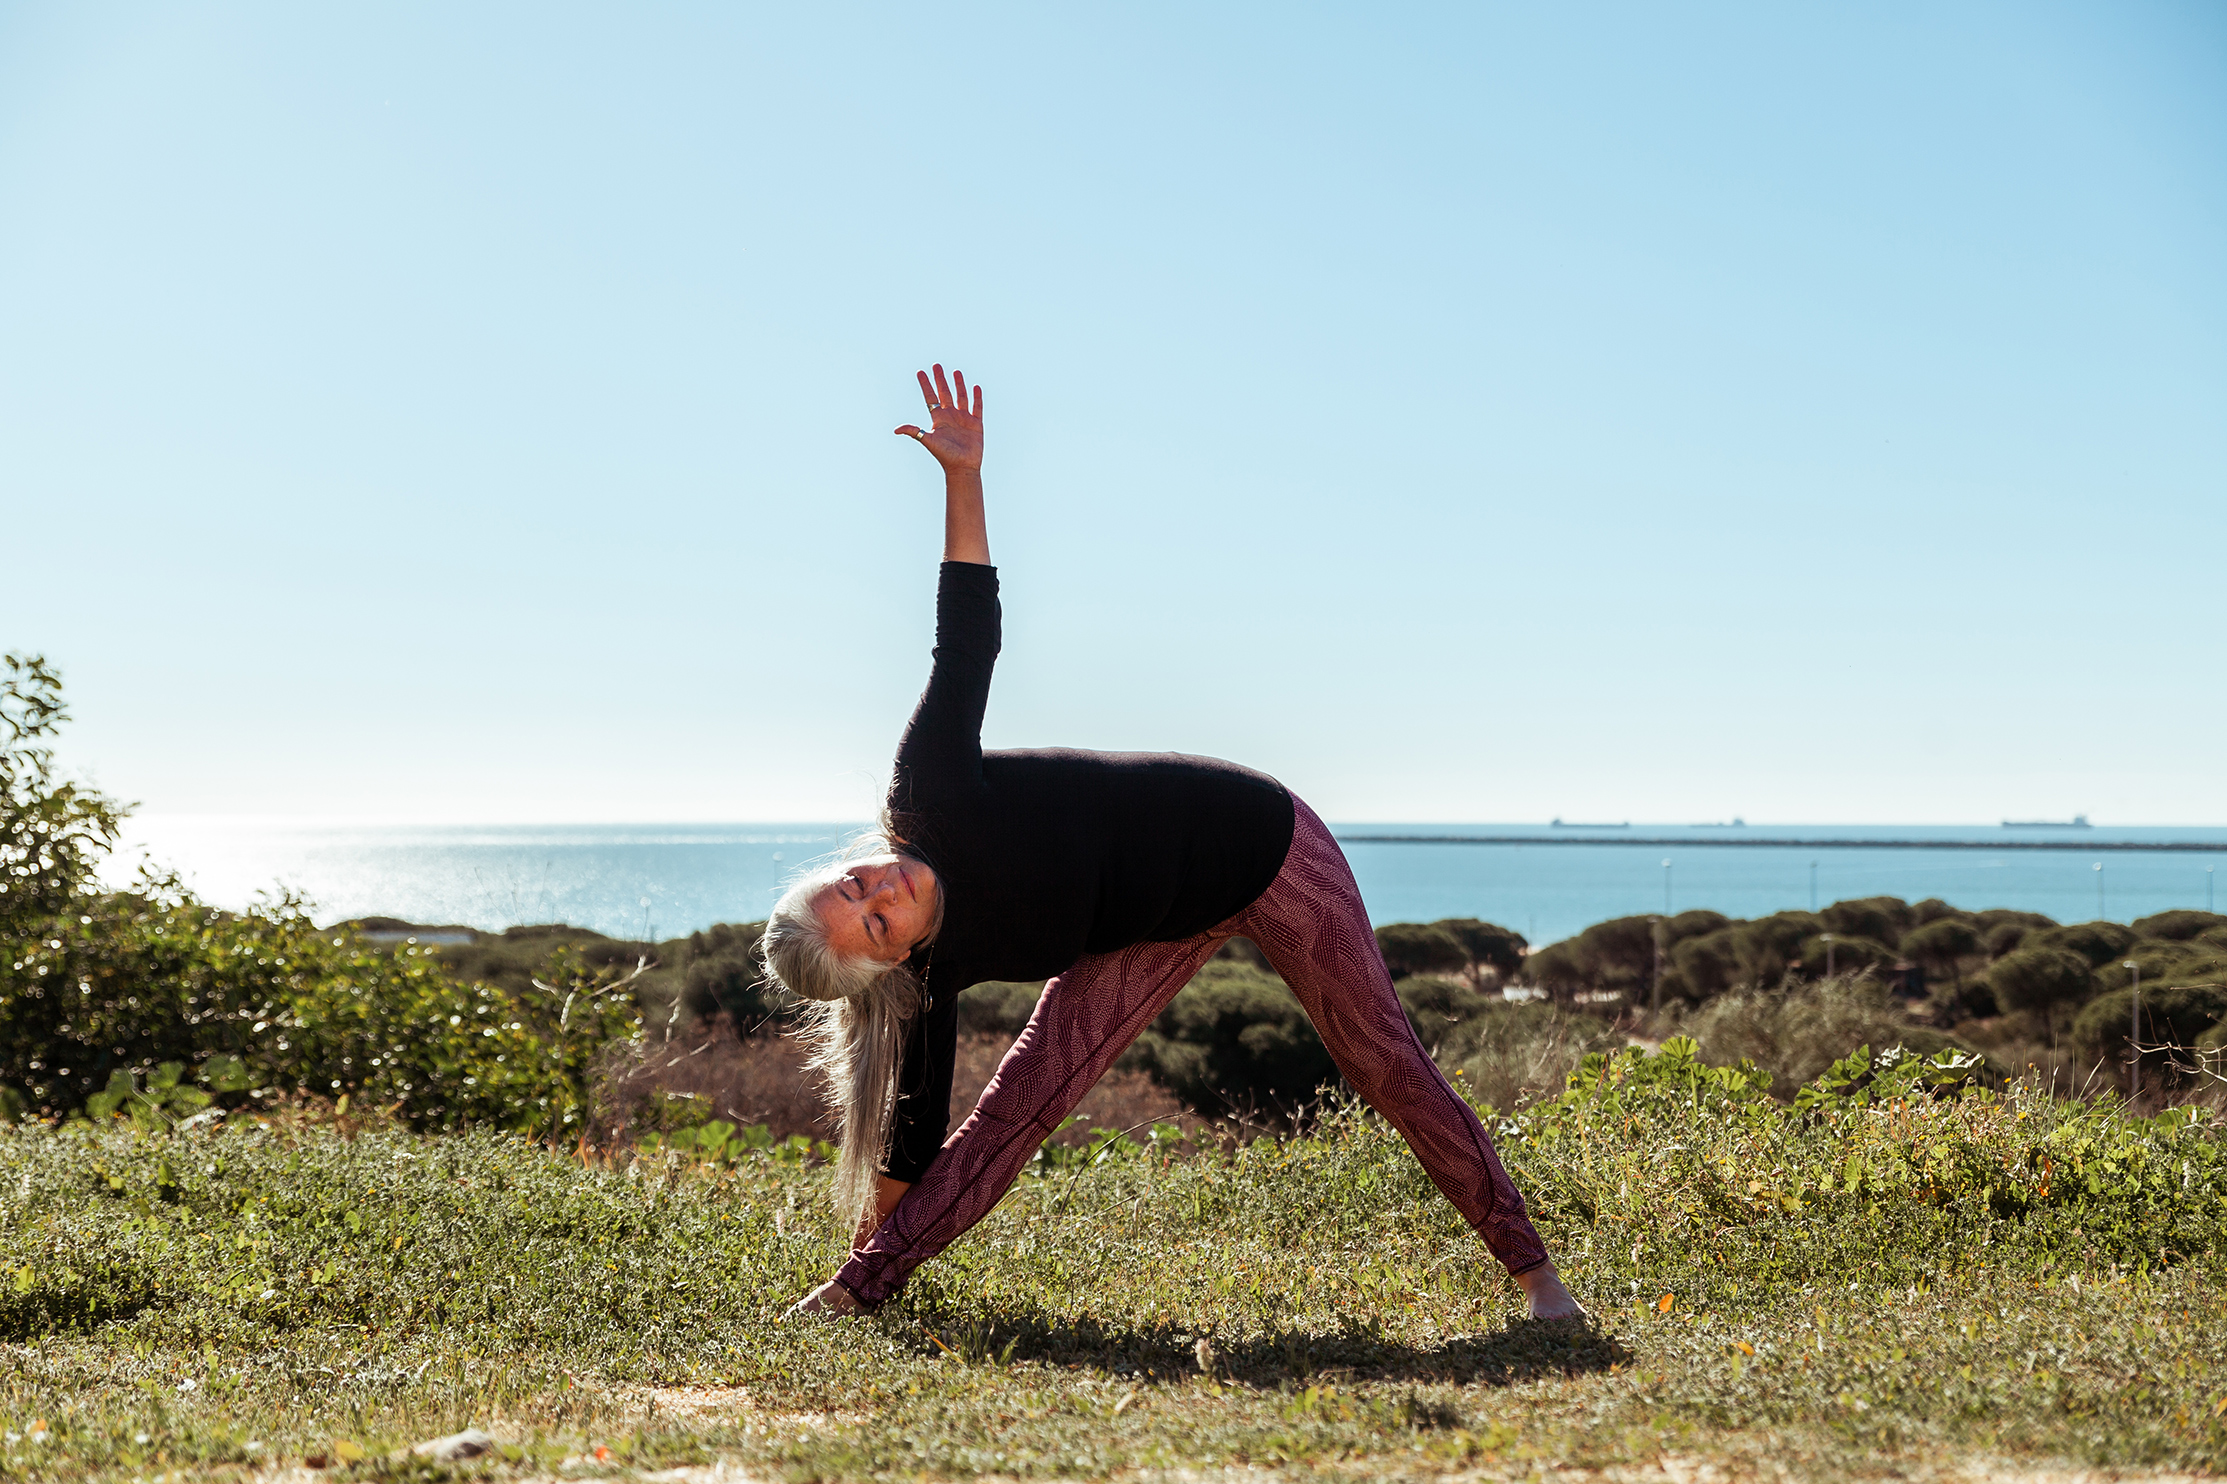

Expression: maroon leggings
xmin=834 ymin=797 xmax=1550 ymax=1306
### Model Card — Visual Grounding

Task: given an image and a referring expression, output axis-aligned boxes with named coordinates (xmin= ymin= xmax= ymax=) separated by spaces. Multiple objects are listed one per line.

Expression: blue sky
xmin=5 ymin=2 xmax=2223 ymax=825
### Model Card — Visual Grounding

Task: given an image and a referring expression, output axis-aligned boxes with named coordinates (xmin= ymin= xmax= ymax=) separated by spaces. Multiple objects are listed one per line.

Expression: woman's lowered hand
xmin=895 ymin=364 xmax=983 ymax=475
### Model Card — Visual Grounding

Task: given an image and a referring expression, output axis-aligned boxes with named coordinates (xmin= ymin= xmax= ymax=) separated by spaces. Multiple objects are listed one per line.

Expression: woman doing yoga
xmin=766 ymin=366 xmax=1579 ymax=1322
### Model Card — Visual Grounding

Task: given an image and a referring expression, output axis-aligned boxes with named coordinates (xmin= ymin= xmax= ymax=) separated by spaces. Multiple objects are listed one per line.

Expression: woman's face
xmin=812 ymin=854 xmax=940 ymax=966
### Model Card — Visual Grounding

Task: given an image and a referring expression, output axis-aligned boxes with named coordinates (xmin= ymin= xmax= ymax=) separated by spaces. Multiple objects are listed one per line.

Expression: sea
xmin=105 ymin=818 xmax=2227 ymax=947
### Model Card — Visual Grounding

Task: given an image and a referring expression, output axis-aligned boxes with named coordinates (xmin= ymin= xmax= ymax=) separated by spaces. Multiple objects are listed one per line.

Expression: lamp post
xmin=2125 ymin=959 xmax=2142 ymax=1101
xmin=1650 ymin=915 xmax=1666 ymax=1018
xmin=1809 ymin=861 xmax=1818 ymax=913
xmin=2210 ymin=867 xmax=2216 ymax=915
xmin=2094 ymin=862 xmax=2105 ymax=920
xmin=1663 ymin=859 xmax=1673 ymax=916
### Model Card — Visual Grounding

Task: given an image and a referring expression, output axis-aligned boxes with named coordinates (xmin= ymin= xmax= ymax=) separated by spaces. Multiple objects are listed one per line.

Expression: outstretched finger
xmin=951 ymin=370 xmax=968 ymax=413
xmin=894 ymin=424 xmax=927 ymax=441
xmin=931 ymin=363 xmax=955 ymax=410
xmin=916 ymin=370 xmax=936 ymax=412
xmin=971 ymin=382 xmax=983 ymax=416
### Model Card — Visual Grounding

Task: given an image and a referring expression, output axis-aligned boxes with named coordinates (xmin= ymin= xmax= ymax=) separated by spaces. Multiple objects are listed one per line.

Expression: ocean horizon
xmin=103 ymin=817 xmax=2227 ymax=948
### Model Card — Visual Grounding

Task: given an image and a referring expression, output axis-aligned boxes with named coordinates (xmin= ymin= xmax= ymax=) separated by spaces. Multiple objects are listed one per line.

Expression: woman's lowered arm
xmin=896 ymin=364 xmax=989 ymax=566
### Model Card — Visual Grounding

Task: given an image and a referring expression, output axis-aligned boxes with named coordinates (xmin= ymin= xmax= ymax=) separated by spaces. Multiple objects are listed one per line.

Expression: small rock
xmin=411 ymin=1428 xmax=498 ymax=1462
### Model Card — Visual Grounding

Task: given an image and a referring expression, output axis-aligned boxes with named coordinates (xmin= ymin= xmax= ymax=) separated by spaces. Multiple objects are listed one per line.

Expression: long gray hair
xmin=757 ymin=833 xmax=939 ymax=1230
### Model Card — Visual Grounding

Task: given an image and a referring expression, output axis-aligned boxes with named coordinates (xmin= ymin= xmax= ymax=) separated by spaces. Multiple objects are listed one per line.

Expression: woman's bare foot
xmin=1513 ymin=1262 xmax=1584 ymax=1320
xmin=783 ymin=1280 xmax=867 ymax=1320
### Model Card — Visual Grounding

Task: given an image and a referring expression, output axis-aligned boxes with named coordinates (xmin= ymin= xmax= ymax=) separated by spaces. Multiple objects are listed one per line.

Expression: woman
xmin=766 ymin=366 xmax=1579 ymax=1321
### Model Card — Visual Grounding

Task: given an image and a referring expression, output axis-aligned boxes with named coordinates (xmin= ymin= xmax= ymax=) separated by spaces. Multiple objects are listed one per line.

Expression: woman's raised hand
xmin=895 ymin=364 xmax=984 ymax=474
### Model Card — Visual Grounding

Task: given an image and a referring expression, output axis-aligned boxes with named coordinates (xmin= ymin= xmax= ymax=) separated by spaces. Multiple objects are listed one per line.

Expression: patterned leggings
xmin=833 ymin=796 xmax=1550 ymax=1307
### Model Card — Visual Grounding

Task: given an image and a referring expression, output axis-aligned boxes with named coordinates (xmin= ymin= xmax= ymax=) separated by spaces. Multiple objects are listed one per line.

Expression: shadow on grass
xmin=890 ymin=1303 xmax=1628 ymax=1388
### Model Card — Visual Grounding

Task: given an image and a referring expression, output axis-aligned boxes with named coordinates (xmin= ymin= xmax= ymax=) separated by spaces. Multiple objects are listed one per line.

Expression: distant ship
xmin=1693 ymin=818 xmax=1747 ymax=828
xmin=1551 ymin=818 xmax=1631 ymax=829
xmin=2003 ymin=814 xmax=2091 ymax=829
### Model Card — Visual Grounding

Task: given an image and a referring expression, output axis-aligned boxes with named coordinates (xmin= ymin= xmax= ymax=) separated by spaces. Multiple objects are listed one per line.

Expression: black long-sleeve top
xmin=879 ymin=562 xmax=1294 ymax=1180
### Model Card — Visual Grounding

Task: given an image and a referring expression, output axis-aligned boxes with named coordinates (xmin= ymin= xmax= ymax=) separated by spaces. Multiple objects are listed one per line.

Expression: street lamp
xmin=2094 ymin=862 xmax=2104 ymax=920
xmin=2210 ymin=867 xmax=2216 ymax=915
xmin=1663 ymin=859 xmax=1673 ymax=916
xmin=1809 ymin=861 xmax=1818 ymax=913
xmin=1650 ymin=914 xmax=1667 ymax=1019
xmin=2124 ymin=959 xmax=2142 ymax=1101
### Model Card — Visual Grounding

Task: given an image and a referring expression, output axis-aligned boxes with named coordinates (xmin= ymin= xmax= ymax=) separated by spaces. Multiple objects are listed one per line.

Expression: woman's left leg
xmin=1234 ymin=797 xmax=1552 ymax=1277
xmin=834 ymin=932 xmax=1226 ymax=1307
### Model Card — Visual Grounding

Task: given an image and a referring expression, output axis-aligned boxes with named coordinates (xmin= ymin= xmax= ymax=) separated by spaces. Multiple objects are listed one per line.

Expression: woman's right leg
xmin=1237 ymin=797 xmax=1552 ymax=1276
xmin=833 ymin=932 xmax=1225 ymax=1307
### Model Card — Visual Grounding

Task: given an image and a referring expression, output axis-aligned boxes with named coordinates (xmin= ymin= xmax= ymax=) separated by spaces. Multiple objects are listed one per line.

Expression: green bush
xmin=1989 ymin=945 xmax=2096 ymax=1039
xmin=1 ymin=656 xmax=124 ymax=934
xmin=1985 ymin=920 xmax=2035 ymax=957
xmin=2090 ymin=940 xmax=2227 ymax=996
xmin=1120 ymin=960 xmax=1335 ymax=1118
xmin=1673 ymin=979 xmax=1980 ymax=1091
xmin=1977 ymin=908 xmax=2057 ymax=959
xmin=0 ymin=882 xmax=639 ymax=1133
xmin=677 ymin=921 xmax=776 ymax=1027
xmin=1372 ymin=922 xmax=1467 ymax=979
xmin=2071 ymin=983 xmax=2227 ymax=1081
xmin=1819 ymin=896 xmax=1915 ymax=949
xmin=2130 ymin=910 xmax=2227 ymax=942
xmin=1523 ymin=915 xmax=1657 ymax=1003
xmin=1794 ymin=932 xmax=1894 ymax=979
xmin=1431 ymin=999 xmax=1624 ymax=1113
xmin=1668 ymin=928 xmax=1742 ymax=1000
xmin=958 ymin=980 xmax=1044 ymax=1038
xmin=2033 ymin=920 xmax=2140 ymax=969
xmin=1429 ymin=917 xmax=1528 ymax=979
xmin=1900 ymin=917 xmax=1982 ymax=980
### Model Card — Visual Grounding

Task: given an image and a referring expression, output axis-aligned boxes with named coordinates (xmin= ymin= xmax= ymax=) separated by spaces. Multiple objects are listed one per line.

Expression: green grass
xmin=2 ymin=1046 xmax=2224 ymax=1481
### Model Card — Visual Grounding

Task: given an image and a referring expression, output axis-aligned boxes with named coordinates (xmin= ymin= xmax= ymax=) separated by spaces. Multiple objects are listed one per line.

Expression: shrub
xmin=0 ymin=881 xmax=639 ymax=1133
xmin=958 ymin=981 xmax=1044 ymax=1038
xmin=1669 ymin=929 xmax=1743 ymax=1001
xmin=677 ymin=921 xmax=776 ymax=1027
xmin=1989 ymin=946 xmax=2095 ymax=1039
xmin=1392 ymin=974 xmax=1497 ymax=1049
xmin=2130 ymin=909 xmax=2227 ymax=943
xmin=1978 ymin=908 xmax=2056 ymax=959
xmin=2071 ymin=983 xmax=2227 ymax=1085
xmin=1975 ymin=907 xmax=2056 ymax=932
xmin=1899 ymin=918 xmax=1982 ymax=982
xmin=2090 ymin=941 xmax=2227 ymax=996
xmin=1372 ymin=923 xmax=1467 ymax=979
xmin=1910 ymin=897 xmax=1972 ymax=927
xmin=1428 ymin=917 xmax=1528 ymax=980
xmin=1820 ymin=896 xmax=1915 ymax=949
xmin=1 ymin=656 xmax=125 ymax=934
xmin=1120 ymin=960 xmax=1335 ymax=1119
xmin=1673 ymin=978 xmax=1980 ymax=1091
xmin=1523 ymin=915 xmax=1658 ymax=1002
xmin=1737 ymin=910 xmax=1824 ymax=980
xmin=1431 ymin=999 xmax=1624 ymax=1113
xmin=1985 ymin=921 xmax=2035 ymax=958
xmin=2033 ymin=920 xmax=2139 ymax=969
xmin=1794 ymin=932 xmax=1894 ymax=980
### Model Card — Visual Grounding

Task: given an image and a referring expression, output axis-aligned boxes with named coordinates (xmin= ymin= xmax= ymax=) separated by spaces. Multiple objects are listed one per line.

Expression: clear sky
xmin=5 ymin=2 xmax=2223 ymax=826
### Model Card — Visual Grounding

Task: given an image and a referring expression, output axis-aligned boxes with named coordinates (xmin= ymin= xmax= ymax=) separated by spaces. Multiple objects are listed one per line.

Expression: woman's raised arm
xmin=896 ymin=364 xmax=989 ymax=566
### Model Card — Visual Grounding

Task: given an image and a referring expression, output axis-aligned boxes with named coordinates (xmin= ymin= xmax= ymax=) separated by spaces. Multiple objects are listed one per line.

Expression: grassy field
xmin=2 ymin=1043 xmax=2223 ymax=1482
